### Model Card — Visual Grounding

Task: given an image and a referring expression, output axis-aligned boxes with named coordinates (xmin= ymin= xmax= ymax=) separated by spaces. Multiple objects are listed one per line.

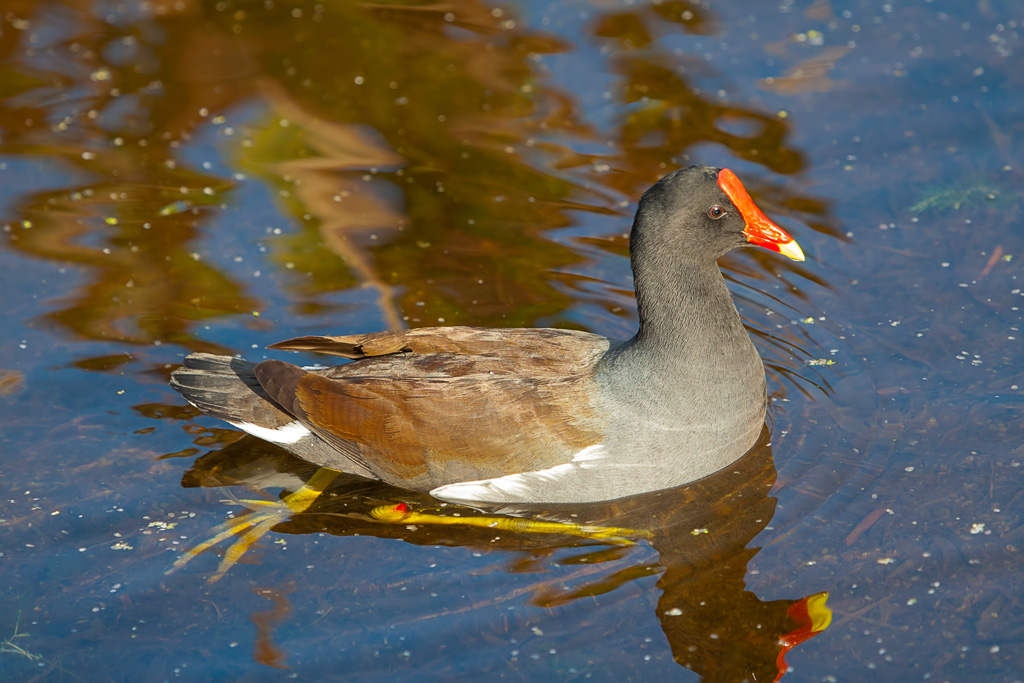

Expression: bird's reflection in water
xmin=173 ymin=426 xmax=829 ymax=682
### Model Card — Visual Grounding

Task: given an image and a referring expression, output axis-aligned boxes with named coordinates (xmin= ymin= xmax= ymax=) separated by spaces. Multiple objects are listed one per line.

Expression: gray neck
xmin=598 ymin=259 xmax=765 ymax=415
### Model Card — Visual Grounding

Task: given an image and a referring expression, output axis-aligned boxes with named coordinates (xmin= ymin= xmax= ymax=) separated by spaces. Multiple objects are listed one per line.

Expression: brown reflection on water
xmin=0 ymin=368 xmax=23 ymax=396
xmin=220 ymin=0 xmax=603 ymax=328
xmin=173 ymin=427 xmax=830 ymax=680
xmin=0 ymin=0 xmax=837 ymax=359
xmin=9 ymin=180 xmax=253 ymax=352
xmin=760 ymin=46 xmax=851 ymax=96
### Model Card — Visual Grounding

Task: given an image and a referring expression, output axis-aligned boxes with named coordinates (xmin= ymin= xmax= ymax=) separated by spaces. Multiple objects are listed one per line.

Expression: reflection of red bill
xmin=718 ymin=168 xmax=805 ymax=262
xmin=773 ymin=591 xmax=832 ymax=682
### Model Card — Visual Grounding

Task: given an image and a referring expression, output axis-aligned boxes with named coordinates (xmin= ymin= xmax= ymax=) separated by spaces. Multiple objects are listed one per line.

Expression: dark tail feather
xmin=170 ymin=354 xmax=378 ymax=480
xmin=170 ymin=353 xmax=290 ymax=425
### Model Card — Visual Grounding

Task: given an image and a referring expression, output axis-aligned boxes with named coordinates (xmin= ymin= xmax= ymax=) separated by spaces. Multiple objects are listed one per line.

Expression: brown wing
xmin=255 ymin=329 xmax=610 ymax=491
xmin=267 ymin=325 xmax=607 ymax=366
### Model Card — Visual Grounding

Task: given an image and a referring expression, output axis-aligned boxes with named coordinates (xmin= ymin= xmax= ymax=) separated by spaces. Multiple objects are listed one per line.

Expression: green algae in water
xmin=910 ymin=180 xmax=1005 ymax=213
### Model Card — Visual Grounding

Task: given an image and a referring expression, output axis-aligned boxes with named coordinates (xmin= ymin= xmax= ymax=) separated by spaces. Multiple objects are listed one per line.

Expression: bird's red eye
xmin=708 ymin=205 xmax=726 ymax=219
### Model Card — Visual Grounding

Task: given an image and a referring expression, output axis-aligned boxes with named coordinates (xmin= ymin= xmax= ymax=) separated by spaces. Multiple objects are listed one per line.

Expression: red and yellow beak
xmin=718 ymin=168 xmax=805 ymax=262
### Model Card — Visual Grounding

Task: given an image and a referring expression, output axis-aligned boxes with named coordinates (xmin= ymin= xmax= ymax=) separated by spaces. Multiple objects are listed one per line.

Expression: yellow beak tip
xmin=779 ymin=240 xmax=806 ymax=262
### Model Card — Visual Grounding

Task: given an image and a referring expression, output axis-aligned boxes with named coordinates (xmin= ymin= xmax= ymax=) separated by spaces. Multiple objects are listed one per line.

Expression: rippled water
xmin=1 ymin=1 xmax=1022 ymax=680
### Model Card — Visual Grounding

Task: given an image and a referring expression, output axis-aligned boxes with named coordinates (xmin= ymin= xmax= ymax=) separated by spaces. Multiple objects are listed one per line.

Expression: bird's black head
xmin=630 ymin=165 xmax=804 ymax=266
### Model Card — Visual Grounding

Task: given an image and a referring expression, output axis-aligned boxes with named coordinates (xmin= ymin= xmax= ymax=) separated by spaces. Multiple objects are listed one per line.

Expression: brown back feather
xmin=256 ymin=328 xmax=613 ymax=490
xmin=267 ymin=326 xmax=607 ymax=364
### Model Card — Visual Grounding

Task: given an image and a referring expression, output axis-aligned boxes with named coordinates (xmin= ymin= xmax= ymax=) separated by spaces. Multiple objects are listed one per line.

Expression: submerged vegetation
xmin=0 ymin=614 xmax=41 ymax=664
xmin=910 ymin=179 xmax=1006 ymax=213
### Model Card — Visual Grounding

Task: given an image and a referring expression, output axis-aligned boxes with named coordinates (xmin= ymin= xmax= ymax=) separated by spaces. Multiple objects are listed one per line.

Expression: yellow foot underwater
xmin=170 ymin=468 xmax=341 ymax=582
xmin=172 ymin=468 xmax=650 ymax=582
xmin=370 ymin=503 xmax=652 ymax=543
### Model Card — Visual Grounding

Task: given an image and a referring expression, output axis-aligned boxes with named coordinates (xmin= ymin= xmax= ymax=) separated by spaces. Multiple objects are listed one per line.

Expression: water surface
xmin=1 ymin=1 xmax=1022 ymax=680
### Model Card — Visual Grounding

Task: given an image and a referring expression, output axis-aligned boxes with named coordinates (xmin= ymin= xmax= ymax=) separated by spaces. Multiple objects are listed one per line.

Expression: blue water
xmin=1 ymin=1 xmax=1023 ymax=680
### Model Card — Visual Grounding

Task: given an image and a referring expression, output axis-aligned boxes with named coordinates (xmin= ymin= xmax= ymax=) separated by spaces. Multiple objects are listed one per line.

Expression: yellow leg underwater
xmin=170 ymin=468 xmax=342 ymax=582
xmin=173 ymin=469 xmax=650 ymax=582
xmin=370 ymin=503 xmax=652 ymax=542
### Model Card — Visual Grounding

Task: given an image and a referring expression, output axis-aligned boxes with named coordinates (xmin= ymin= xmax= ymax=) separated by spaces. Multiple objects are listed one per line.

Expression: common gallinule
xmin=171 ymin=166 xmax=804 ymax=504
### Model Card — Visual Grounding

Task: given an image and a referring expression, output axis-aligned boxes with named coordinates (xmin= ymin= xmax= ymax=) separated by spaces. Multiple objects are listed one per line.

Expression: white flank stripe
xmin=430 ymin=445 xmax=605 ymax=503
xmin=229 ymin=420 xmax=311 ymax=445
xmin=570 ymin=444 xmax=606 ymax=462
